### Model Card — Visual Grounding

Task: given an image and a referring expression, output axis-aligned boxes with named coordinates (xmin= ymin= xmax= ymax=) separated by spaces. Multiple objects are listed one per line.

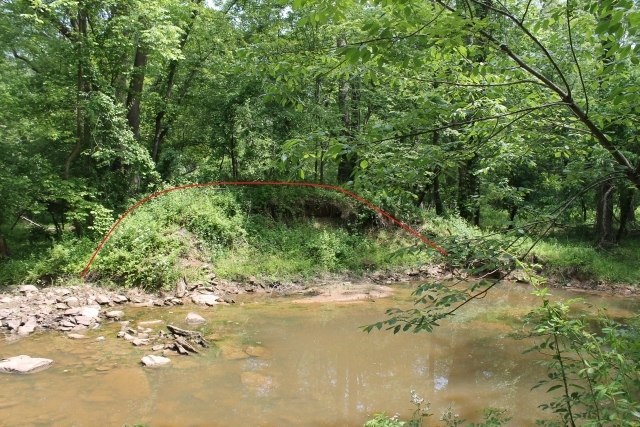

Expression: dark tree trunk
xmin=64 ymin=7 xmax=90 ymax=180
xmin=230 ymin=133 xmax=239 ymax=179
xmin=336 ymin=37 xmax=358 ymax=183
xmin=151 ymin=0 xmax=202 ymax=163
xmin=507 ymin=205 xmax=518 ymax=229
xmin=458 ymin=155 xmax=480 ymax=226
xmin=595 ymin=181 xmax=615 ymax=248
xmin=0 ymin=235 xmax=9 ymax=258
xmin=433 ymin=172 xmax=444 ymax=216
xmin=616 ymin=186 xmax=636 ymax=241
xmin=126 ymin=46 xmax=148 ymax=139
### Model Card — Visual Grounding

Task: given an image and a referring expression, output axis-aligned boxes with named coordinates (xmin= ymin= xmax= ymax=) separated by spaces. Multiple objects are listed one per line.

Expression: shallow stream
xmin=0 ymin=283 xmax=637 ymax=426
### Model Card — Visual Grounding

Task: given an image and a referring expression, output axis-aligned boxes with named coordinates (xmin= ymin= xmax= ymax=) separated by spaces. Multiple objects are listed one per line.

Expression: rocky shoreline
xmin=1 ymin=265 xmax=638 ymax=340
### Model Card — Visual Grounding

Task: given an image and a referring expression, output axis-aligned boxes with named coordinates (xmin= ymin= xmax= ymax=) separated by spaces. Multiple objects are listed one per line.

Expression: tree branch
xmin=369 ymin=102 xmax=567 ymax=145
xmin=566 ymin=3 xmax=589 ymax=116
xmin=11 ymin=49 xmax=40 ymax=73
xmin=401 ymin=76 xmax=544 ymax=88
xmin=428 ymin=0 xmax=640 ymax=189
xmin=465 ymin=0 xmax=573 ymax=96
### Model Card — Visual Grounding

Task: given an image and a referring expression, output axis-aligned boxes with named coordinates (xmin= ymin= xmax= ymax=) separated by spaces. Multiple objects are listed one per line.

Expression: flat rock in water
xmin=185 ymin=312 xmax=206 ymax=324
xmin=0 ymin=355 xmax=53 ymax=374
xmin=141 ymin=355 xmax=171 ymax=367
xmin=245 ymin=345 xmax=271 ymax=359
xmin=191 ymin=294 xmax=220 ymax=306
xmin=105 ymin=310 xmax=124 ymax=320
xmin=67 ymin=333 xmax=87 ymax=340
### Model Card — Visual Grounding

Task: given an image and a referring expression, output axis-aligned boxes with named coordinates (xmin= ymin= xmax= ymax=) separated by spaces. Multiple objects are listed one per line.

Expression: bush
xmin=91 ymin=189 xmax=247 ymax=289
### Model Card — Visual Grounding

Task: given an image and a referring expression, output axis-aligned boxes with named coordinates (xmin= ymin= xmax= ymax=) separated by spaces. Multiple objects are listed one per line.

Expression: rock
xmin=67 ymin=333 xmax=87 ymax=340
xmin=112 ymin=295 xmax=128 ymax=304
xmin=185 ymin=312 xmax=206 ymax=324
xmin=0 ymin=308 xmax=11 ymax=319
xmin=152 ymin=344 xmax=165 ymax=351
xmin=95 ymin=295 xmax=111 ymax=305
xmin=75 ymin=316 xmax=93 ymax=327
xmin=59 ymin=320 xmax=76 ymax=328
xmin=122 ymin=333 xmax=136 ymax=342
xmin=245 ymin=345 xmax=271 ymax=359
xmin=141 ymin=355 xmax=171 ymax=367
xmin=17 ymin=324 xmax=35 ymax=336
xmin=132 ymin=338 xmax=149 ymax=346
xmin=0 ymin=297 xmax=12 ymax=304
xmin=191 ymin=294 xmax=220 ymax=306
xmin=79 ymin=306 xmax=100 ymax=319
xmin=105 ymin=310 xmax=124 ymax=320
xmin=176 ymin=278 xmax=187 ymax=298
xmin=0 ymin=355 xmax=53 ymax=374
xmin=240 ymin=371 xmax=274 ymax=390
xmin=63 ymin=296 xmax=80 ymax=307
xmin=96 ymin=336 xmax=105 ymax=342
xmin=132 ymin=300 xmax=153 ymax=308
xmin=17 ymin=317 xmax=38 ymax=336
xmin=219 ymin=345 xmax=250 ymax=360
xmin=18 ymin=285 xmax=38 ymax=294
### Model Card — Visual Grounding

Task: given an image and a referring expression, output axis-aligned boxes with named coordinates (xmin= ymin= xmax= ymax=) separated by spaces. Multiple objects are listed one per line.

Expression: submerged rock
xmin=67 ymin=333 xmax=87 ymax=340
xmin=185 ymin=312 xmax=206 ymax=324
xmin=141 ymin=355 xmax=170 ymax=367
xmin=0 ymin=355 xmax=53 ymax=374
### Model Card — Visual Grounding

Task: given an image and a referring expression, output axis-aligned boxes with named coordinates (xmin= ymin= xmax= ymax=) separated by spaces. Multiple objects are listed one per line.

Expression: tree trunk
xmin=0 ymin=235 xmax=9 ymax=258
xmin=336 ymin=37 xmax=357 ymax=183
xmin=230 ymin=133 xmax=239 ymax=179
xmin=64 ymin=7 xmax=90 ymax=180
xmin=126 ymin=46 xmax=148 ymax=139
xmin=594 ymin=181 xmax=615 ymax=248
xmin=616 ymin=186 xmax=635 ymax=241
xmin=151 ymin=0 xmax=203 ymax=163
xmin=458 ymin=155 xmax=480 ymax=226
xmin=433 ymin=172 xmax=444 ymax=216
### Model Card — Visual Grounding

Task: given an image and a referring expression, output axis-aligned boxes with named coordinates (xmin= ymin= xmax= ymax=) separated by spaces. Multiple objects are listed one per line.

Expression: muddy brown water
xmin=0 ymin=283 xmax=637 ymax=426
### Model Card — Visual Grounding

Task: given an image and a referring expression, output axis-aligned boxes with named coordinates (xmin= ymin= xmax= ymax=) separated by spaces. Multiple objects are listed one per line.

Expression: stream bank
xmin=2 ymin=263 xmax=638 ymax=339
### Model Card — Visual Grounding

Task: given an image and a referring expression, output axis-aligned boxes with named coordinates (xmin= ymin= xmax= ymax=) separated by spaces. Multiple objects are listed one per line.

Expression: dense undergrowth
xmin=0 ymin=187 xmax=638 ymax=289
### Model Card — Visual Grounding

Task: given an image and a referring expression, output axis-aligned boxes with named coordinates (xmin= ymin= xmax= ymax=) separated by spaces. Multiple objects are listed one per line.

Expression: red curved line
xmin=79 ymin=181 xmax=448 ymax=278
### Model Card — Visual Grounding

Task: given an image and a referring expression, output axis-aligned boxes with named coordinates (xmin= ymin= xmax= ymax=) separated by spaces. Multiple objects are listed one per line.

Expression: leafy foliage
xmin=518 ymin=297 xmax=640 ymax=426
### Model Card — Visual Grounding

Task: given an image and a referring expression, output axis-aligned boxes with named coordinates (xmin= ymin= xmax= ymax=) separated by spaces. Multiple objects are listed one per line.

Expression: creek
xmin=0 ymin=282 xmax=637 ymax=426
